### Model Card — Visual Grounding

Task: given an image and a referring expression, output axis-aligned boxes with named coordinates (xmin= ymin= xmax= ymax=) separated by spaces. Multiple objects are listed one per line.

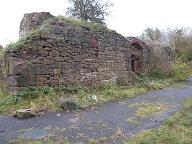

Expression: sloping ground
xmin=0 ymin=78 xmax=192 ymax=144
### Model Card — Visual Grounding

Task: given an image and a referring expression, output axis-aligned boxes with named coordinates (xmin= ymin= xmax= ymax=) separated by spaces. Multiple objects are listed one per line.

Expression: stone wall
xmin=5 ymin=12 xmax=150 ymax=88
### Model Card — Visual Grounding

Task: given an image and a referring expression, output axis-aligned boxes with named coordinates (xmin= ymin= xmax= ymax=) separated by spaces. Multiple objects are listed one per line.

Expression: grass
xmin=0 ymin=86 xmax=62 ymax=115
xmin=88 ymin=128 xmax=125 ymax=144
xmin=127 ymin=118 xmax=141 ymax=126
xmin=0 ymin=77 xmax=177 ymax=115
xmin=126 ymin=98 xmax=192 ymax=144
xmin=129 ymin=102 xmax=169 ymax=117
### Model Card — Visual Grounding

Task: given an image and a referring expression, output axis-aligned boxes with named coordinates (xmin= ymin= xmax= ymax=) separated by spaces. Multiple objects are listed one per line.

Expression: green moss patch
xmin=129 ymin=102 xmax=169 ymax=117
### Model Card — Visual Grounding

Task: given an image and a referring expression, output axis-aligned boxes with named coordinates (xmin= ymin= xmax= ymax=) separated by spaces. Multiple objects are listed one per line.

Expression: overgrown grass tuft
xmin=129 ymin=102 xmax=169 ymax=117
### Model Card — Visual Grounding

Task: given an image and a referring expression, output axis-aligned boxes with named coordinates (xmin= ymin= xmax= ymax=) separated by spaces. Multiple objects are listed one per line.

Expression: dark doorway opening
xmin=131 ymin=55 xmax=140 ymax=72
xmin=131 ymin=59 xmax=135 ymax=72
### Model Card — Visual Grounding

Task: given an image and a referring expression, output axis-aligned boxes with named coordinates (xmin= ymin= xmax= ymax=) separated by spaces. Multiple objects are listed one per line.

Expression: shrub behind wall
xmin=171 ymin=60 xmax=192 ymax=81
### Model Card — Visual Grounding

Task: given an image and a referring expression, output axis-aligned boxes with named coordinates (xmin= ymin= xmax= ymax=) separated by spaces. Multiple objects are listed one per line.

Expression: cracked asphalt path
xmin=1 ymin=78 xmax=192 ymax=143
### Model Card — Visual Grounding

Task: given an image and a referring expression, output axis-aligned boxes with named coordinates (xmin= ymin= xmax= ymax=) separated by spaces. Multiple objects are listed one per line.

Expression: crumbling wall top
xmin=19 ymin=12 xmax=54 ymax=38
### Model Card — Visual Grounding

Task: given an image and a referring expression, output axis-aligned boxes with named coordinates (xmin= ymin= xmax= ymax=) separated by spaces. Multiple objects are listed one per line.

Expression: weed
xmin=149 ymin=66 xmax=168 ymax=79
xmin=113 ymin=127 xmax=125 ymax=139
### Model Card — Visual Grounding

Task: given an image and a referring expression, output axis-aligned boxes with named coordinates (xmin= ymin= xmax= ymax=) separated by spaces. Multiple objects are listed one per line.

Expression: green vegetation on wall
xmin=6 ymin=15 xmax=111 ymax=50
xmin=55 ymin=16 xmax=111 ymax=32
xmin=7 ymin=30 xmax=42 ymax=50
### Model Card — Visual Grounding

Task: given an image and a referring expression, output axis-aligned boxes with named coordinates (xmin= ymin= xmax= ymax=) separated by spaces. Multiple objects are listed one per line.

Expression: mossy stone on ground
xmin=15 ymin=109 xmax=35 ymax=119
xmin=59 ymin=97 xmax=81 ymax=111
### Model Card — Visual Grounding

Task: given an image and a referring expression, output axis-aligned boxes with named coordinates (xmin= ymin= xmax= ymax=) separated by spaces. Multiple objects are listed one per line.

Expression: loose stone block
xmin=15 ymin=109 xmax=35 ymax=119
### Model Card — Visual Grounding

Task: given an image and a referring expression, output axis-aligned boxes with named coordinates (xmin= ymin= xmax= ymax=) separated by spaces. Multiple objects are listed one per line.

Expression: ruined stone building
xmin=5 ymin=12 xmax=151 ymax=88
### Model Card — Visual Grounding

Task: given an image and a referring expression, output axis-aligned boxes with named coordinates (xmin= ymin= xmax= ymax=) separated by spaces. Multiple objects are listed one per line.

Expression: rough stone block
xmin=16 ymin=74 xmax=30 ymax=87
xmin=6 ymin=76 xmax=18 ymax=86
xmin=53 ymin=69 xmax=61 ymax=75
xmin=43 ymin=59 xmax=53 ymax=65
xmin=31 ymin=64 xmax=50 ymax=75
xmin=15 ymin=109 xmax=35 ymax=119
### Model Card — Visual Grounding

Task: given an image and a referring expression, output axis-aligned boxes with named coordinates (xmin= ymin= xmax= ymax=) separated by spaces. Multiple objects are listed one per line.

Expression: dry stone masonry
xmin=5 ymin=12 xmax=150 ymax=89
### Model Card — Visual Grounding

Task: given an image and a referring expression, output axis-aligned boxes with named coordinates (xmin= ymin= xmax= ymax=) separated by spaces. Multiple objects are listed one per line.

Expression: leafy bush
xmin=149 ymin=66 xmax=168 ymax=79
xmin=179 ymin=49 xmax=192 ymax=62
xmin=15 ymin=86 xmax=54 ymax=99
xmin=171 ymin=60 xmax=192 ymax=81
xmin=133 ymin=74 xmax=151 ymax=86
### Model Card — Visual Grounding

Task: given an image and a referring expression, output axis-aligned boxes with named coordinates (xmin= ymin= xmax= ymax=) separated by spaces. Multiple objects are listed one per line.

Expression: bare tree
xmin=140 ymin=27 xmax=164 ymax=42
xmin=141 ymin=27 xmax=192 ymax=62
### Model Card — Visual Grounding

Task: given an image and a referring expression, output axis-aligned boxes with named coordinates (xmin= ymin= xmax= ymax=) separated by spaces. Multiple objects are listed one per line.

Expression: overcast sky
xmin=1 ymin=0 xmax=192 ymax=46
